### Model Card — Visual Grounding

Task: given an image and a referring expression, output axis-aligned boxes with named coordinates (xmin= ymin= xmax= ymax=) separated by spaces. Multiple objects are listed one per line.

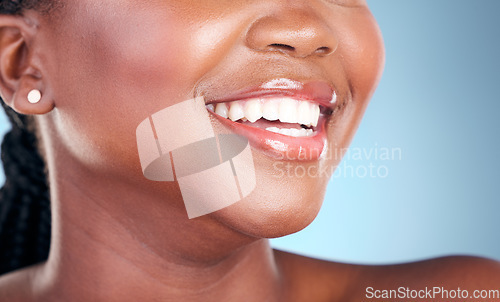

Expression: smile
xmin=204 ymin=79 xmax=338 ymax=161
xmin=207 ymin=96 xmax=329 ymax=137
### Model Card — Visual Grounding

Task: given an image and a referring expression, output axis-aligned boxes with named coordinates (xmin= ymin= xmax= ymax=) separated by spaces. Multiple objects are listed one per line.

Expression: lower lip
xmin=209 ymin=112 xmax=327 ymax=161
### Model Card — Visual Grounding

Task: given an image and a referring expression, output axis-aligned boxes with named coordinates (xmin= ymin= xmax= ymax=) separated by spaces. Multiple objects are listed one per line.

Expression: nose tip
xmin=245 ymin=10 xmax=338 ymax=58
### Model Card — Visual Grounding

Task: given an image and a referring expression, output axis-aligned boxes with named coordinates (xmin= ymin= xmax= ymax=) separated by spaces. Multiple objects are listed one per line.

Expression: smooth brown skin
xmin=0 ymin=0 xmax=499 ymax=301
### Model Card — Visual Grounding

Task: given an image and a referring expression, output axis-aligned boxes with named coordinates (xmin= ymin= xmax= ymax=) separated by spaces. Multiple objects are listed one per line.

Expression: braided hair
xmin=0 ymin=0 xmax=57 ymax=275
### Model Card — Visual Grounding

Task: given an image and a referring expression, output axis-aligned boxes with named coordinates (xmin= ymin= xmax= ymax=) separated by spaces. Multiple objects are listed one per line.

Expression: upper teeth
xmin=212 ymin=97 xmax=320 ymax=127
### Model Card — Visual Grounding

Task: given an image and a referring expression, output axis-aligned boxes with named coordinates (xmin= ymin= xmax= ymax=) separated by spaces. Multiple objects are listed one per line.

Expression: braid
xmin=0 ymin=0 xmax=54 ymax=275
xmin=0 ymin=105 xmax=50 ymax=275
xmin=0 ymin=0 xmax=56 ymax=15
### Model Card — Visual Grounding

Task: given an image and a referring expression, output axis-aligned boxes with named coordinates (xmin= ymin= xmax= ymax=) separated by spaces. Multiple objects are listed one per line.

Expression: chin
xmin=210 ymin=160 xmax=329 ymax=239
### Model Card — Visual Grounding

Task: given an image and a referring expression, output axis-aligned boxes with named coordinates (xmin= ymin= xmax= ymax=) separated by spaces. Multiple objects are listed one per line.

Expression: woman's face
xmin=37 ymin=0 xmax=384 ymax=237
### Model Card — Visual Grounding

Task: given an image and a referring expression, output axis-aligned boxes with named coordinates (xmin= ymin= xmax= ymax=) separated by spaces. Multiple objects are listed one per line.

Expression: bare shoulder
xmin=361 ymin=256 xmax=500 ymax=286
xmin=353 ymin=256 xmax=500 ymax=301
xmin=273 ymin=249 xmax=365 ymax=302
xmin=0 ymin=265 xmax=42 ymax=302
xmin=274 ymin=251 xmax=500 ymax=302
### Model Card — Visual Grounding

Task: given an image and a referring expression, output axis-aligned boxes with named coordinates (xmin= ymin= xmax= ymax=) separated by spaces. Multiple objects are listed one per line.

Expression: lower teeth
xmin=265 ymin=127 xmax=314 ymax=137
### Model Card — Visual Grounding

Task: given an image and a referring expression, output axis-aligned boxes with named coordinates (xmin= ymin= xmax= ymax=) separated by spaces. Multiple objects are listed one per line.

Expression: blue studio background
xmin=1 ymin=0 xmax=499 ymax=264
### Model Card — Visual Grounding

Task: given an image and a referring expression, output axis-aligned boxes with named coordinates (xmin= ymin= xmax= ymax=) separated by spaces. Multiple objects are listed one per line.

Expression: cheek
xmin=45 ymin=4 xmax=212 ymax=172
xmin=339 ymin=9 xmax=385 ymax=104
xmin=75 ymin=6 xmax=194 ymax=109
xmin=327 ymin=8 xmax=385 ymax=149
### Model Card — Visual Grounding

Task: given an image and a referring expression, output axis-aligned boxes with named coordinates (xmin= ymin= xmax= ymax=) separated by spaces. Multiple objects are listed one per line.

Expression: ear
xmin=0 ymin=13 xmax=54 ymax=115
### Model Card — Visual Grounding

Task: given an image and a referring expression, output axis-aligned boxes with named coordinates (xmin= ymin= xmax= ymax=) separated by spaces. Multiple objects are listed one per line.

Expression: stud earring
xmin=27 ymin=89 xmax=41 ymax=104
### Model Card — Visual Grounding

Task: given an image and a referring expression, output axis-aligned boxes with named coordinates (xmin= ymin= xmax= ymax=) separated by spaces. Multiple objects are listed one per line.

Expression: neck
xmin=34 ymin=151 xmax=282 ymax=301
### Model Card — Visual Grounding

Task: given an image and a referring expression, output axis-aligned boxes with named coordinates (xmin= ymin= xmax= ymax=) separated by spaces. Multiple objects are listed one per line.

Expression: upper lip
xmin=203 ymin=78 xmax=338 ymax=110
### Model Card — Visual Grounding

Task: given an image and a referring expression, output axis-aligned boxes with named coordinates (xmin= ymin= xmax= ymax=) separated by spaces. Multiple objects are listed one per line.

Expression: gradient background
xmin=1 ymin=0 xmax=499 ymax=264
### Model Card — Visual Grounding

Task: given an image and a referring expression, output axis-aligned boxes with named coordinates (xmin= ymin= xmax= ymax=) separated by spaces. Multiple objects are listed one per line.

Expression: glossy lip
xmin=205 ymin=78 xmax=337 ymax=111
xmin=204 ymin=78 xmax=338 ymax=161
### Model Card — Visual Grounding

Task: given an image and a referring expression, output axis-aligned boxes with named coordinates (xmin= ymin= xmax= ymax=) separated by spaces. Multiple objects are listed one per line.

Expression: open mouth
xmin=201 ymin=79 xmax=337 ymax=160
xmin=206 ymin=95 xmax=334 ymax=138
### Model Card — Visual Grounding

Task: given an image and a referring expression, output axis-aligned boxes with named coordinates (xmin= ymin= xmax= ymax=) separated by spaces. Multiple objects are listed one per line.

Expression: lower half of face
xmin=41 ymin=0 xmax=384 ymax=238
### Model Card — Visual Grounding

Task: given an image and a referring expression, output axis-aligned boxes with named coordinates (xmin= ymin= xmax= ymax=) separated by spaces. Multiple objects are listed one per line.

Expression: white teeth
xmin=266 ymin=127 xmax=280 ymax=133
xmin=278 ymin=98 xmax=298 ymax=123
xmin=262 ymin=99 xmax=280 ymax=121
xmin=214 ymin=98 xmax=321 ymax=127
xmin=265 ymin=127 xmax=314 ymax=137
xmin=206 ymin=104 xmax=215 ymax=111
xmin=311 ymin=103 xmax=320 ymax=127
xmin=215 ymin=103 xmax=228 ymax=118
xmin=297 ymin=101 xmax=311 ymax=126
xmin=244 ymin=99 xmax=262 ymax=123
xmin=228 ymin=102 xmax=245 ymax=121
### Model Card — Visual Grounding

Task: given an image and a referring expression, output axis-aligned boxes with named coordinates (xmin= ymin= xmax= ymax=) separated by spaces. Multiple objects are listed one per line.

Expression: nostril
xmin=315 ymin=46 xmax=332 ymax=55
xmin=268 ymin=43 xmax=295 ymax=52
